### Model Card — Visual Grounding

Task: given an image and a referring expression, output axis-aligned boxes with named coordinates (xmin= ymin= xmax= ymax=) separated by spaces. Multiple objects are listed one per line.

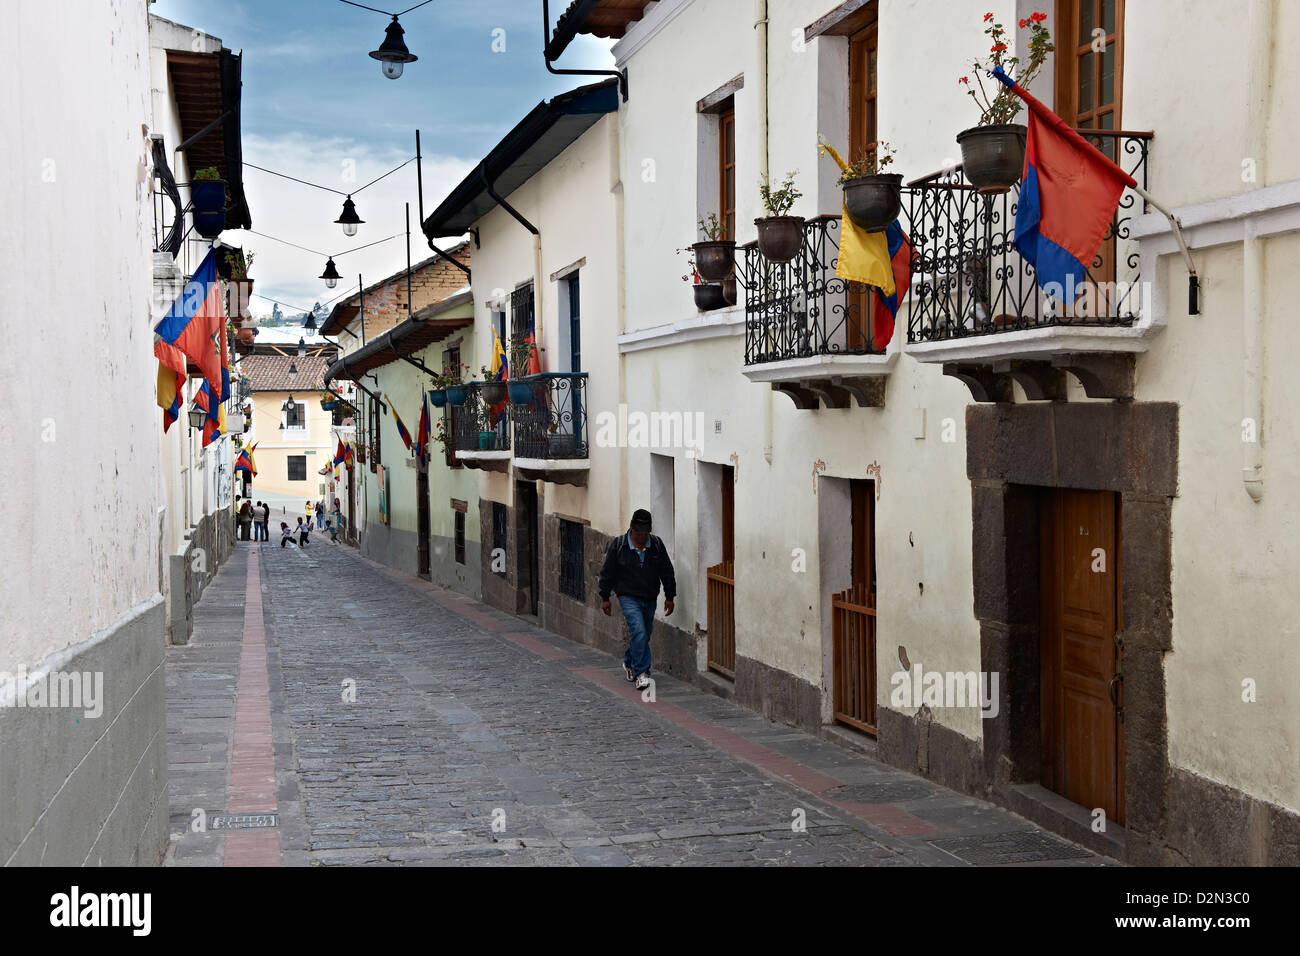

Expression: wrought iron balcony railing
xmin=905 ymin=129 xmax=1151 ymax=344
xmin=513 ymin=373 xmax=588 ymax=460
xmin=449 ymin=383 xmax=511 ymax=454
xmin=743 ymin=216 xmax=887 ymax=365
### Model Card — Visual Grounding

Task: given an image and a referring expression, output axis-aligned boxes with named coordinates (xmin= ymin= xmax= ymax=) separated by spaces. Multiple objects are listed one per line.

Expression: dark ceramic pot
xmin=755 ymin=216 xmax=806 ymax=263
xmin=842 ymin=173 xmax=903 ymax=231
xmin=692 ymin=240 xmax=737 ymax=282
xmin=693 ymin=282 xmax=728 ymax=311
xmin=956 ymin=124 xmax=1027 ymax=195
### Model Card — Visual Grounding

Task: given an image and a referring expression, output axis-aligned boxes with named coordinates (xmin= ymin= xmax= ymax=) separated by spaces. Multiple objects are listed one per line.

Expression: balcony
xmin=741 ymin=216 xmax=894 ymax=409
xmin=450 ymin=383 xmax=512 ymax=473
xmin=903 ymin=130 xmax=1153 ymax=402
xmin=512 ymin=373 xmax=590 ymax=486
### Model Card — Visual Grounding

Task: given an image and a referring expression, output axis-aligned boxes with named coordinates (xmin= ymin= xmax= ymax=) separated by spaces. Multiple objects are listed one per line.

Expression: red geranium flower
xmin=1032 ymin=11 xmax=1047 ymax=22
xmin=991 ymin=43 xmax=1007 ymax=52
xmin=984 ymin=12 xmax=994 ymax=21
xmin=959 ymin=76 xmax=969 ymax=84
xmin=1019 ymin=18 xmax=1027 ymax=27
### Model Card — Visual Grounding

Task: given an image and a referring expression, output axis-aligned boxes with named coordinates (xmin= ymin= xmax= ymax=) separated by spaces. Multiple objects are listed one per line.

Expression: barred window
xmin=559 ymin=519 xmax=585 ymax=601
xmin=287 ymin=456 xmax=306 ymax=481
xmin=454 ymin=510 xmax=466 ymax=565
xmin=492 ymin=502 xmax=508 ymax=577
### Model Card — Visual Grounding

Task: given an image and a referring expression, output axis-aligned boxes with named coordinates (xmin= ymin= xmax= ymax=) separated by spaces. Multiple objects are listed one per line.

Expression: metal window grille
xmin=558 ymin=520 xmax=585 ymax=601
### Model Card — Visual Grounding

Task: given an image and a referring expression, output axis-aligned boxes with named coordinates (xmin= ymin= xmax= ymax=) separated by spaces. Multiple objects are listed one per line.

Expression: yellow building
xmin=240 ymin=341 xmax=337 ymax=500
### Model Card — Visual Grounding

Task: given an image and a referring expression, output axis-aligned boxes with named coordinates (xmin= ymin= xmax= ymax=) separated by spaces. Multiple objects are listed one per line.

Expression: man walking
xmin=598 ymin=509 xmax=676 ymax=692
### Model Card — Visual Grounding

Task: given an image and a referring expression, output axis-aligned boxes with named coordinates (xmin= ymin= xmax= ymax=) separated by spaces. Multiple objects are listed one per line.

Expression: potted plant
xmin=226 ymin=249 xmax=255 ymax=322
xmin=838 ymin=142 xmax=902 ymax=232
xmin=428 ymin=364 xmax=466 ymax=407
xmin=478 ymin=430 xmax=498 ymax=450
xmin=678 ymin=247 xmax=727 ymax=312
xmin=692 ymin=213 xmax=735 ymax=281
xmin=507 ymin=338 xmax=539 ymax=405
xmin=445 ymin=382 xmax=469 ymax=406
xmin=190 ymin=166 xmax=227 ymax=239
xmin=755 ymin=171 xmax=804 ymax=263
xmin=957 ymin=11 xmax=1053 ymax=194
xmin=478 ymin=364 xmax=507 ymax=405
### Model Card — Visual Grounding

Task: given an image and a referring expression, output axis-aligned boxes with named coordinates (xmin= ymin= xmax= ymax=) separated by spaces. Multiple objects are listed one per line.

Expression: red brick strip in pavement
xmin=222 ymin=547 xmax=282 ymax=867
xmin=348 ymin=548 xmax=939 ymax=839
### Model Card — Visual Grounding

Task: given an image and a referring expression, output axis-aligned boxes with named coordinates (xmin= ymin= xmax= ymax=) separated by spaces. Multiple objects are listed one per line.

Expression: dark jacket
xmin=598 ymin=533 xmax=676 ymax=604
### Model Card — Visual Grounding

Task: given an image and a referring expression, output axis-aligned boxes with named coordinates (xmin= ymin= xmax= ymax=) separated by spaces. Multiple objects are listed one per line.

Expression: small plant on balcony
xmin=834 ymin=141 xmax=903 ymax=233
xmin=956 ymin=11 xmax=1054 ymax=194
xmin=692 ymin=212 xmax=735 ymax=281
xmin=507 ymin=338 xmax=540 ymax=404
xmin=478 ymin=364 xmax=507 ymax=405
xmin=755 ymin=171 xmax=805 ymax=263
xmin=429 ymin=363 xmax=469 ymax=406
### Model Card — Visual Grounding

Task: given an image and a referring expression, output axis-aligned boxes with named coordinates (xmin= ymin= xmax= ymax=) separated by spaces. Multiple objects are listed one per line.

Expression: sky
xmin=150 ymin=0 xmax=615 ymax=319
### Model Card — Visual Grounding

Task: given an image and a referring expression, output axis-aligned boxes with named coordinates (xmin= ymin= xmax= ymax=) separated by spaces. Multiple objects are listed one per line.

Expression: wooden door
xmin=416 ymin=466 xmax=430 ymax=577
xmin=846 ymin=21 xmax=879 ymax=351
xmin=833 ymin=480 xmax=877 ymax=733
xmin=707 ymin=465 xmax=737 ymax=677
xmin=1040 ymin=488 xmax=1124 ymax=824
xmin=517 ymin=481 xmax=539 ymax=616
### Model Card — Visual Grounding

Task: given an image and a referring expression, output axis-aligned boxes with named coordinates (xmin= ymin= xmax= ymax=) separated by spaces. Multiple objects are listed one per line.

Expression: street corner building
xmin=2 ymin=1 xmax=255 ymax=863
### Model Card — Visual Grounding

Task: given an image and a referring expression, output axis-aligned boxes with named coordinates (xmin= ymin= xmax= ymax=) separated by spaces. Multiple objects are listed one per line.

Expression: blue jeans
xmin=316 ymin=512 xmax=325 ymax=530
xmin=618 ymin=595 xmax=655 ymax=677
xmin=256 ymin=521 xmax=268 ymax=541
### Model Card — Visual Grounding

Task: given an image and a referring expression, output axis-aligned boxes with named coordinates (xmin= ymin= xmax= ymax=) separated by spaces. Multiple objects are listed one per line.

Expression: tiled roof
xmin=241 ymin=351 xmax=333 ymax=392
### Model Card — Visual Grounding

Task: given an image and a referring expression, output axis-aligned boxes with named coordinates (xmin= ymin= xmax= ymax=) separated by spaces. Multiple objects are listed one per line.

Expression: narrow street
xmin=164 ymin=540 xmax=1106 ymax=867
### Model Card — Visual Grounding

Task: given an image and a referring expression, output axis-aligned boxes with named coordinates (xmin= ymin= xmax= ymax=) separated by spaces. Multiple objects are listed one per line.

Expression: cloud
xmin=233 ymin=130 xmax=473 ymax=317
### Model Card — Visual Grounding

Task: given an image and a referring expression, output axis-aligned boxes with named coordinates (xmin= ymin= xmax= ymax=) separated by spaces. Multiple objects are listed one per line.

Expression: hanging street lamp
xmin=288 ymin=361 xmax=299 ymax=375
xmin=320 ymin=256 xmax=343 ymax=288
xmin=370 ymin=16 xmax=418 ymax=80
xmin=335 ymin=196 xmax=364 ymax=237
xmin=304 ymin=312 xmax=318 ymax=331
xmin=297 ymin=337 xmax=307 ymax=357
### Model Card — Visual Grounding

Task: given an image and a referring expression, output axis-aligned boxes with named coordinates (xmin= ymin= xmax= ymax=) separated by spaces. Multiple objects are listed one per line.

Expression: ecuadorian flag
xmin=386 ymin=394 xmax=413 ymax=450
xmin=234 ymin=442 xmax=258 ymax=477
xmin=991 ymin=66 xmax=1136 ymax=298
xmin=414 ymin=393 xmax=430 ymax=467
xmin=870 ymin=221 xmax=913 ymax=352
xmin=154 ymin=248 xmax=225 ymax=400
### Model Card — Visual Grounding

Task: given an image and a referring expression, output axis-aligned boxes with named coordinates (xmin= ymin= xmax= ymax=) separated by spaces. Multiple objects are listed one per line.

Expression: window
xmin=287 ymin=455 xmax=307 ymax=481
xmin=1056 ymin=0 xmax=1124 ymax=157
xmin=492 ymin=501 xmax=508 ymax=577
xmin=510 ymin=284 xmax=535 ymax=344
xmin=454 ymin=510 xmax=466 ymax=565
xmin=444 ymin=346 xmax=461 ymax=468
xmin=719 ymin=104 xmax=735 ymax=240
xmin=367 ymin=394 xmax=382 ymax=469
xmin=283 ymin=400 xmax=306 ymax=430
xmin=847 ymin=17 xmax=880 ymax=351
xmin=559 ymin=519 xmax=585 ymax=601
xmin=558 ymin=272 xmax=581 ymax=374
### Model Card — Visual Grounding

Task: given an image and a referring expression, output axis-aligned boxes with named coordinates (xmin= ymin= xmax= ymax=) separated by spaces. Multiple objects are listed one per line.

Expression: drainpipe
xmin=756 ymin=0 xmax=773 ymax=466
xmin=1242 ymin=0 xmax=1273 ymax=503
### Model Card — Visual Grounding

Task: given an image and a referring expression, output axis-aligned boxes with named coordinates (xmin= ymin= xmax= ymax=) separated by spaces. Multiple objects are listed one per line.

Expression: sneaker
xmin=635 ymin=674 xmax=651 ymax=691
xmin=622 ymin=662 xmax=635 ymax=682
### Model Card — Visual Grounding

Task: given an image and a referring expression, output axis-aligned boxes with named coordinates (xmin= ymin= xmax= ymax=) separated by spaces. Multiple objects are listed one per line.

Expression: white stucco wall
xmin=468 ymin=114 xmax=626 ymax=534
xmin=0 ymin=0 xmax=159 ymax=672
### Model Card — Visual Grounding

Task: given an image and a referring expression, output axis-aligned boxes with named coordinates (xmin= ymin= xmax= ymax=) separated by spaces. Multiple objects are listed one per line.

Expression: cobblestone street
xmin=164 ymin=540 xmax=1108 ymax=867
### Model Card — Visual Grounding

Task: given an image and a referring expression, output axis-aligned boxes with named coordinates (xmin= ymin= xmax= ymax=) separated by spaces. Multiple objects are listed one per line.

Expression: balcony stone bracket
xmin=769 ymin=376 xmax=886 ymax=410
xmin=945 ymin=352 xmax=1136 ymax=403
xmin=455 ymin=450 xmax=512 ymax=474
xmin=513 ymin=457 xmax=590 ymax=488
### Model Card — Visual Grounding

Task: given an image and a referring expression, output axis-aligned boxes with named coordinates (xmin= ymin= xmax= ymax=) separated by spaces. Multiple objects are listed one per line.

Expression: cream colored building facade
xmin=534 ymin=0 xmax=1300 ymax=865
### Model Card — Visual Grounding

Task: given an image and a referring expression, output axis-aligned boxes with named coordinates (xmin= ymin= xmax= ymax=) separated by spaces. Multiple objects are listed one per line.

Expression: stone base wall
xmin=538 ymin=517 xmax=695 ymax=679
xmin=734 ymin=654 xmax=822 ymax=733
xmin=169 ymin=510 xmax=235 ymax=646
xmin=429 ymin=534 xmax=481 ymax=600
xmin=0 ymin=599 xmax=169 ymax=865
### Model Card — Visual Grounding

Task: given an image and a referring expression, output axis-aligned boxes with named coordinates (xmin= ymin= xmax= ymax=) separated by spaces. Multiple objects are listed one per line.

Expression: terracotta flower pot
xmin=842 ymin=173 xmax=903 ymax=231
xmin=956 ymin=124 xmax=1027 ymax=195
xmin=692 ymin=240 xmax=737 ymax=282
xmin=236 ymin=327 xmax=256 ymax=345
xmin=755 ymin=216 xmax=806 ymax=263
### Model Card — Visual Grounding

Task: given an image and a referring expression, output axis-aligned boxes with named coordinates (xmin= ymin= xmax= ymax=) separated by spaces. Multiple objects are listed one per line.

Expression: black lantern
xmin=369 ymin=16 xmax=417 ymax=80
xmin=320 ymin=256 xmax=343 ymax=288
xmin=335 ymin=196 xmax=364 ymax=237
xmin=288 ymin=361 xmax=298 ymax=375
xmin=297 ymin=337 xmax=306 ymax=357
xmin=304 ymin=313 xmax=318 ymax=331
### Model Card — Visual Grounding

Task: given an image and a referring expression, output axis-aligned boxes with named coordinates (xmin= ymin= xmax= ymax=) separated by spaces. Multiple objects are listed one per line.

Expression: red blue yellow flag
xmin=154 ymin=248 xmax=225 ymax=400
xmin=386 ymin=393 xmax=413 ymax=450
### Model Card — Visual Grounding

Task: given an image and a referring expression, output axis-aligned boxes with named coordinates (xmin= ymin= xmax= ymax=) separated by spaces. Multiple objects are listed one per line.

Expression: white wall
xmin=0 ymin=0 xmax=158 ymax=672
